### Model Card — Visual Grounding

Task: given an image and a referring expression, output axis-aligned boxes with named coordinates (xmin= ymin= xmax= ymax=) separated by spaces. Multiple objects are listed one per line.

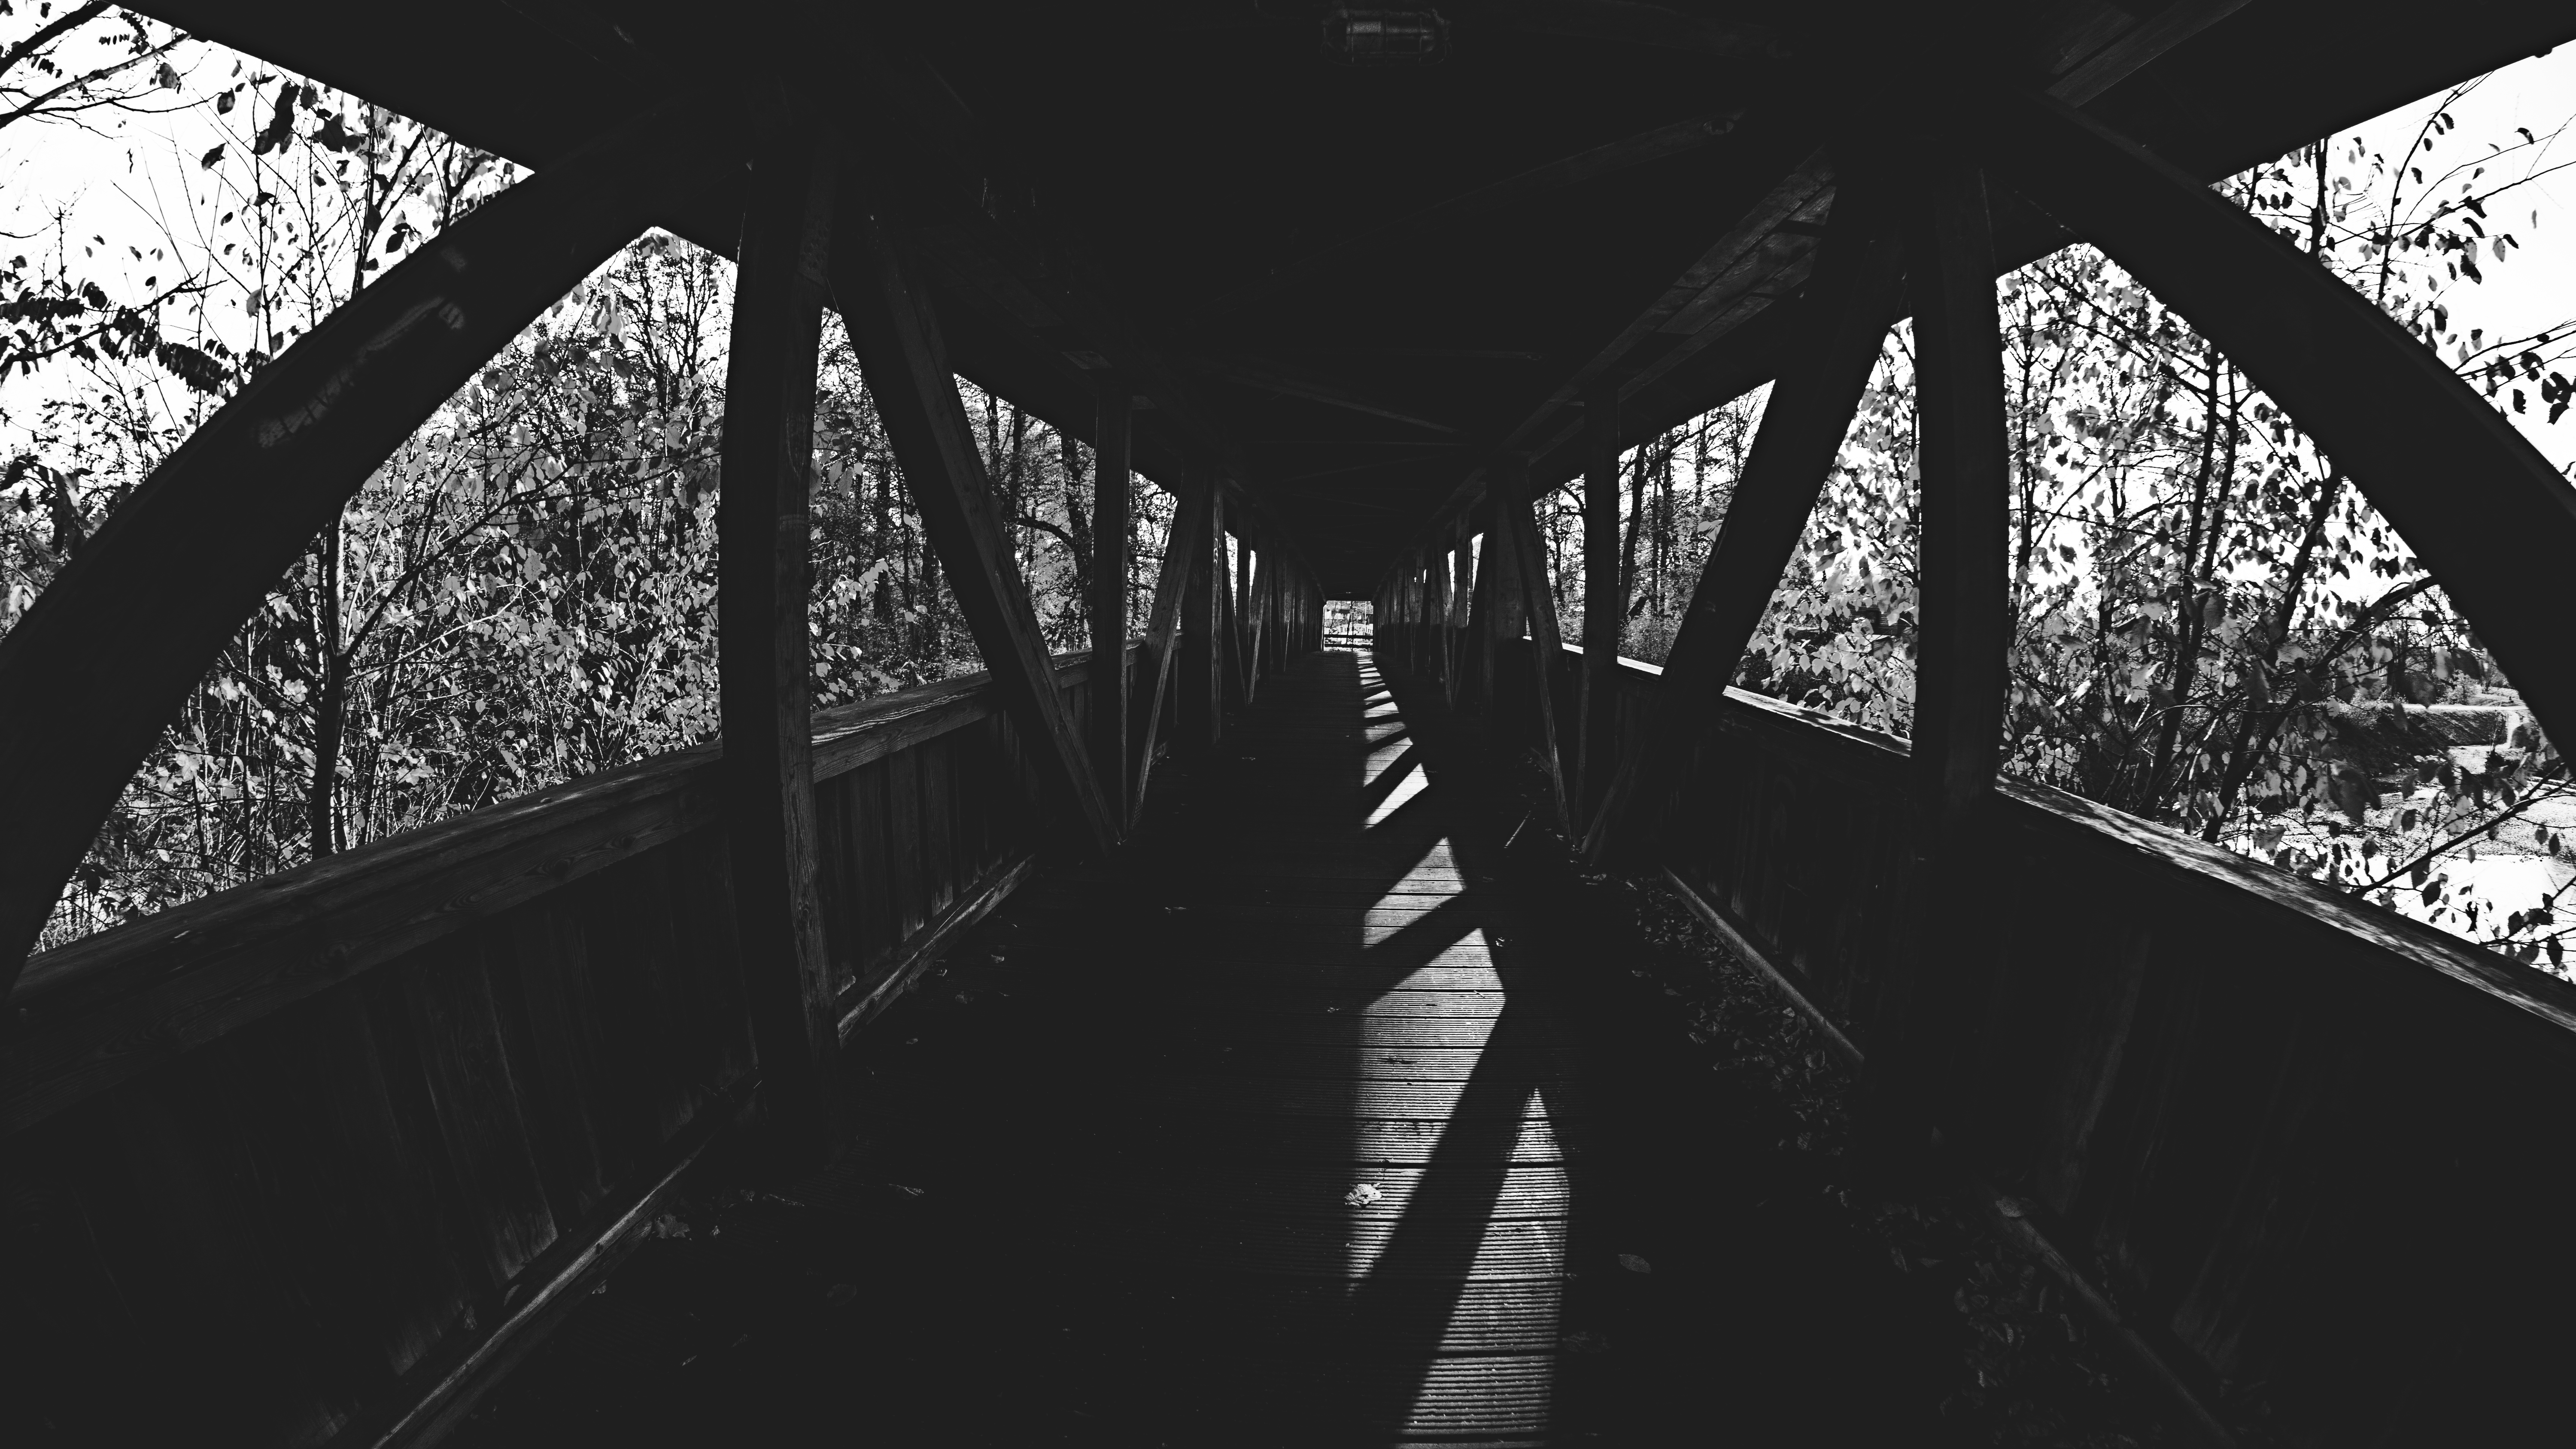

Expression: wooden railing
xmin=0 ymin=644 xmax=1145 ymax=1447
xmin=1470 ymin=637 xmax=2576 ymax=1441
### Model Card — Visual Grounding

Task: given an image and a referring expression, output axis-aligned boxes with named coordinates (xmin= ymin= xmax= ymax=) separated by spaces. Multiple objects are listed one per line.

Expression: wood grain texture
xmin=718 ymin=124 xmax=842 ymax=1157
xmin=1131 ymin=476 xmax=1210 ymax=815
xmin=1577 ymin=382 xmax=1624 ymax=826
xmin=834 ymin=191 xmax=1117 ymax=852
xmin=1088 ymin=374 xmax=1133 ymax=815
xmin=1857 ymin=158 xmax=2013 ymax=1152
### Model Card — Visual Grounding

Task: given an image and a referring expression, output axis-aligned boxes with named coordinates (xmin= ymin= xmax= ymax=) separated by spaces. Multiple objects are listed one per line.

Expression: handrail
xmin=1530 ymin=636 xmax=2576 ymax=1045
xmin=1525 ymin=638 xmax=2576 ymax=1439
xmin=1 ymin=643 xmax=1141 ymax=1137
xmin=1576 ymin=644 xmax=2576 ymax=1048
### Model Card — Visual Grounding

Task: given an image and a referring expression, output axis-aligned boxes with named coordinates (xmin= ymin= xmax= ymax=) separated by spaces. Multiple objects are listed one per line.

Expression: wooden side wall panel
xmin=0 ymin=657 xmax=1099 ymax=1446
xmin=1596 ymin=642 xmax=2576 ymax=1444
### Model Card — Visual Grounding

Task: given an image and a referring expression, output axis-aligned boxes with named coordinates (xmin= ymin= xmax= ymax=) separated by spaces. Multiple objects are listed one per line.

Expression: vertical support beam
xmin=835 ymin=198 xmax=1118 ymax=852
xmin=1497 ymin=454 xmax=1571 ymax=835
xmin=1088 ymin=374 xmax=1132 ymax=822
xmin=1448 ymin=533 xmax=1476 ymax=703
xmin=1182 ymin=485 xmax=1226 ymax=752
xmin=1862 ymin=161 xmax=2013 ymax=1161
xmin=1478 ymin=471 xmax=1531 ymax=721
xmin=1218 ymin=527 xmax=1249 ymax=712
xmin=1278 ymin=556 xmax=1298 ymax=669
xmin=1465 ymin=524 xmax=1497 ymax=715
xmin=1578 ymin=381 xmax=1625 ymax=824
xmin=1419 ymin=557 xmax=1435 ymax=678
xmin=1582 ymin=183 xmax=1905 ymax=864
xmin=1130 ymin=459 xmax=1211 ymax=820
xmin=1248 ymin=548 xmax=1276 ymax=689
xmin=1236 ymin=529 xmax=1256 ymax=664
xmin=1421 ymin=547 xmax=1450 ymax=691
xmin=718 ymin=128 xmax=841 ymax=1159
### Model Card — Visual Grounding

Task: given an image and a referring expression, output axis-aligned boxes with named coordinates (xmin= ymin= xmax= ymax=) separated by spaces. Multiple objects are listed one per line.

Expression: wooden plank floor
xmin=1086 ymin=649 xmax=1583 ymax=1443
xmin=457 ymin=648 xmax=1959 ymax=1446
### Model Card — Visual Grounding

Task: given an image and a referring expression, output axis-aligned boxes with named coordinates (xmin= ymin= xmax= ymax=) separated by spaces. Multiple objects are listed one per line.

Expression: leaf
xmin=1617 ymin=1252 xmax=1653 ymax=1274
xmin=200 ymin=144 xmax=224 ymax=170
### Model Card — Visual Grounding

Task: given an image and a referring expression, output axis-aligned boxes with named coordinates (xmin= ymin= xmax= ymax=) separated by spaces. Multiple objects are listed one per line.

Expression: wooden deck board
xmin=465 ymin=650 xmax=1962 ymax=1447
xmin=1090 ymin=651 xmax=1578 ymax=1439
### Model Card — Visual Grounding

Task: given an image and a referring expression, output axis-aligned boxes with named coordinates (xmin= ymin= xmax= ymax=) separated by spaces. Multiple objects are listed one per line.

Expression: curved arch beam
xmin=0 ymin=98 xmax=744 ymax=991
xmin=1975 ymin=90 xmax=2576 ymax=771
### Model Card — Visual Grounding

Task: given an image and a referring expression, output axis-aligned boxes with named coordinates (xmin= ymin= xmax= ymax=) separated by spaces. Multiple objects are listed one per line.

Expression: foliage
xmin=1 ymin=15 xmax=1169 ymax=948
xmin=1547 ymin=87 xmax=2576 ymax=970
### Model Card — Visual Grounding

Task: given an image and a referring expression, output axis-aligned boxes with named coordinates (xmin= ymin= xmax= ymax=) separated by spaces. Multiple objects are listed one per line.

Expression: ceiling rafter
xmin=1388 ymin=0 xmax=2281 ymax=570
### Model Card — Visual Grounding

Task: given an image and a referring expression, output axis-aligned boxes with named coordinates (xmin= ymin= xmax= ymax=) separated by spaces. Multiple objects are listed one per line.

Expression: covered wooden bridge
xmin=8 ymin=3 xmax=2576 ymax=1444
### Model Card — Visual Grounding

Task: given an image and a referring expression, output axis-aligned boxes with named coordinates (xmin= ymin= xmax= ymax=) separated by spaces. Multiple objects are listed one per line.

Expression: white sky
xmin=2337 ymin=44 xmax=2576 ymax=471
xmin=4 ymin=29 xmax=2575 ymax=467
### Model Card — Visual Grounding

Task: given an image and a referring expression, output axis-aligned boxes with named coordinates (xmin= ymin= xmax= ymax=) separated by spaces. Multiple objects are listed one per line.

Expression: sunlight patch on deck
xmin=1367 ymin=764 xmax=1430 ymax=825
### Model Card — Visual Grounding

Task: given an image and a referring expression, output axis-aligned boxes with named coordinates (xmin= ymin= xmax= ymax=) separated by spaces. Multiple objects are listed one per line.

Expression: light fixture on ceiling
xmin=1321 ymin=6 xmax=1449 ymax=65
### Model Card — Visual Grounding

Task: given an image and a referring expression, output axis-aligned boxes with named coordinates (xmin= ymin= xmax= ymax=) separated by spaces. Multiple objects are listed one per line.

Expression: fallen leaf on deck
xmin=1345 ymin=1182 xmax=1384 ymax=1206
xmin=1617 ymin=1252 xmax=1653 ymax=1274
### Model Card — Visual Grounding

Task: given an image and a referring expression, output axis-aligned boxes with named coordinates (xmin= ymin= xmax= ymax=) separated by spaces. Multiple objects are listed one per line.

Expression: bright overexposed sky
xmin=4 ymin=22 xmax=2575 ymax=469
xmin=2336 ymin=44 xmax=2576 ymax=471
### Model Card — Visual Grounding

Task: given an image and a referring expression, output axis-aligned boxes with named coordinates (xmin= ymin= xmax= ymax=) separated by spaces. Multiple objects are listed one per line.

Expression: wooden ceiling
xmin=137 ymin=2 xmax=2576 ymax=594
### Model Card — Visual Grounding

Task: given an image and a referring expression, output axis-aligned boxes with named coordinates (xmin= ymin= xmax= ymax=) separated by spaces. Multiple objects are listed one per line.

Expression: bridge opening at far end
xmin=1325 ymin=599 xmax=1376 ymax=649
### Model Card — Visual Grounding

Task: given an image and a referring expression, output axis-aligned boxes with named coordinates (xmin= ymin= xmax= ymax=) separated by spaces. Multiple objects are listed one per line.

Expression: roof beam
xmin=1189 ymin=356 xmax=1469 ymax=437
xmin=1191 ymin=108 xmax=1747 ymax=327
xmin=839 ymin=35 xmax=1327 ymax=580
xmin=1390 ymin=0 xmax=2282 ymax=564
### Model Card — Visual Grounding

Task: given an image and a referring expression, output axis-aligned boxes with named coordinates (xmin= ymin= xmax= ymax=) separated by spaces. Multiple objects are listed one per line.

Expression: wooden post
xmin=834 ymin=197 xmax=1119 ymax=852
xmin=1248 ymin=548 xmax=1276 ymax=691
xmin=1861 ymin=161 xmax=2012 ymax=1161
xmin=1577 ymin=381 xmax=1625 ymax=825
xmin=1448 ymin=533 xmax=1476 ymax=703
xmin=1582 ymin=182 xmax=1905 ymax=864
xmin=1236 ymin=529 xmax=1256 ymax=668
xmin=1182 ymin=485 xmax=1226 ymax=752
xmin=1420 ymin=549 xmax=1449 ymax=690
xmin=1496 ymin=455 xmax=1571 ymax=835
xmin=1088 ymin=373 xmax=1132 ymax=820
xmin=1465 ymin=523 xmax=1497 ymax=716
xmin=1218 ymin=527 xmax=1249 ymax=713
xmin=1479 ymin=468 xmax=1532 ymax=723
xmin=1278 ymin=553 xmax=1298 ymax=674
xmin=1132 ymin=463 xmax=1212 ymax=818
xmin=718 ymin=128 xmax=841 ymax=1159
